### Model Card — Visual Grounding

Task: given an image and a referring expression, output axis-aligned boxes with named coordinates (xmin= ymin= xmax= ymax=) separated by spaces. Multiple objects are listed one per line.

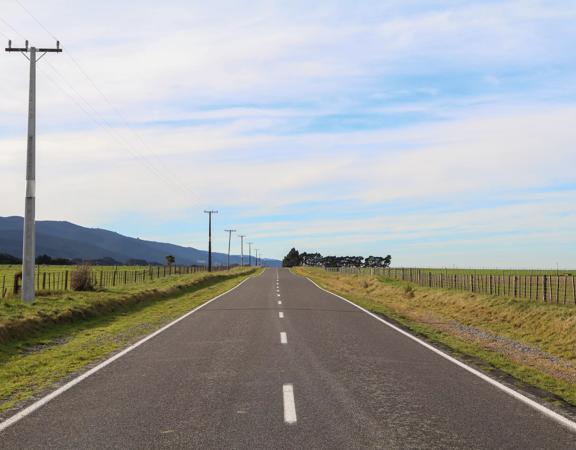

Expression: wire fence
xmin=325 ymin=267 xmax=576 ymax=306
xmin=1 ymin=265 xmax=225 ymax=299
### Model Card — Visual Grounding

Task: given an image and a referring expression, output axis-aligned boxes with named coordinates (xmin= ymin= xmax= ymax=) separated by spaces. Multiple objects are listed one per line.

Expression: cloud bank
xmin=0 ymin=0 xmax=574 ymax=267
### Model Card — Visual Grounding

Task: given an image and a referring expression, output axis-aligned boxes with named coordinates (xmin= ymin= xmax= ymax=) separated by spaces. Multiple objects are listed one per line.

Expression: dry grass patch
xmin=296 ymin=267 xmax=576 ymax=405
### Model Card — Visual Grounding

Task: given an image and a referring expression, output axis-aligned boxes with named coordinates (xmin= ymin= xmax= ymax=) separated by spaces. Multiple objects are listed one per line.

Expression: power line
xmin=1 ymin=12 xmax=187 ymax=198
xmin=35 ymin=63 xmax=192 ymax=198
xmin=13 ymin=0 xmax=58 ymax=40
xmin=0 ymin=15 xmax=26 ymax=40
xmin=62 ymin=52 xmax=200 ymax=200
xmin=12 ymin=0 xmax=201 ymax=202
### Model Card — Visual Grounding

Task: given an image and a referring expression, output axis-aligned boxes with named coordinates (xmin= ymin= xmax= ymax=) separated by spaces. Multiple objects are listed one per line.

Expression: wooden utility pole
xmin=5 ymin=40 xmax=62 ymax=303
xmin=239 ymin=235 xmax=246 ymax=267
xmin=224 ymin=229 xmax=236 ymax=270
xmin=204 ymin=210 xmax=218 ymax=272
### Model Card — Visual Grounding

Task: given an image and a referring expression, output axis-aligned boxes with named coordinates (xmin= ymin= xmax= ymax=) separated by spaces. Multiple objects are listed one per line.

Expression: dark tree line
xmin=0 ymin=253 xmax=21 ymax=264
xmin=282 ymin=248 xmax=391 ymax=268
xmin=0 ymin=252 xmax=166 ymax=266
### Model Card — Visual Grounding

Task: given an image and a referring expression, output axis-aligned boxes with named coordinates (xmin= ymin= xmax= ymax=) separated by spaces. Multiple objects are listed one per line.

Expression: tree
xmin=0 ymin=253 xmax=21 ymax=264
xmin=383 ymin=255 xmax=392 ymax=268
xmin=35 ymin=254 xmax=72 ymax=265
xmin=282 ymin=248 xmax=300 ymax=267
xmin=300 ymin=252 xmax=323 ymax=266
xmin=36 ymin=254 xmax=53 ymax=265
xmin=165 ymin=255 xmax=175 ymax=267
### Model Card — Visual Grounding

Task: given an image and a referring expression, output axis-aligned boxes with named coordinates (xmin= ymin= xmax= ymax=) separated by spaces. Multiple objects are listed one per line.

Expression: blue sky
xmin=1 ymin=0 xmax=575 ymax=267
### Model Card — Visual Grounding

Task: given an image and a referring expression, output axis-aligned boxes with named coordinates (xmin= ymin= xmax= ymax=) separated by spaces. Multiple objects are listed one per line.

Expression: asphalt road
xmin=1 ymin=268 xmax=575 ymax=449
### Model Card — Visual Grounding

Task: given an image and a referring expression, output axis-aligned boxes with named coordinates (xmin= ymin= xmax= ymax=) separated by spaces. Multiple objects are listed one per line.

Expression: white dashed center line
xmin=283 ymin=384 xmax=297 ymax=424
xmin=280 ymin=332 xmax=288 ymax=344
xmin=278 ymin=300 xmax=282 ymax=305
xmin=279 ymin=312 xmax=284 ymax=318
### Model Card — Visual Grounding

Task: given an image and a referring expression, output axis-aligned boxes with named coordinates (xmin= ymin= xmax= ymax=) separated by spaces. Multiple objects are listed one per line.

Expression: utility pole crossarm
xmin=5 ymin=40 xmax=62 ymax=53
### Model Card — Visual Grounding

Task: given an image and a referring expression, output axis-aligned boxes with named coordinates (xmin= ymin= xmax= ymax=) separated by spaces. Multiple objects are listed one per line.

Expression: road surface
xmin=1 ymin=268 xmax=575 ymax=449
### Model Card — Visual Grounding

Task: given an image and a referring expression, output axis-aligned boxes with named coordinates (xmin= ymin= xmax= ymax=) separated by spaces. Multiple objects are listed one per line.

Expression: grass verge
xmin=0 ymin=268 xmax=258 ymax=415
xmin=295 ymin=267 xmax=576 ymax=407
xmin=0 ymin=269 xmax=247 ymax=343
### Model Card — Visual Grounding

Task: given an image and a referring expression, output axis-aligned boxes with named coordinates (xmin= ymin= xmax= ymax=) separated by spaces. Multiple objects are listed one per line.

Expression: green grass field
xmin=412 ymin=268 xmax=576 ymax=276
xmin=0 ymin=264 xmax=172 ymax=277
xmin=0 ymin=264 xmax=208 ymax=298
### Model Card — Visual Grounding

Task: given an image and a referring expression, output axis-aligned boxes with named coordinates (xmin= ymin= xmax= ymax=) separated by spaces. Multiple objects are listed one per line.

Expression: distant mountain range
xmin=0 ymin=216 xmax=280 ymax=267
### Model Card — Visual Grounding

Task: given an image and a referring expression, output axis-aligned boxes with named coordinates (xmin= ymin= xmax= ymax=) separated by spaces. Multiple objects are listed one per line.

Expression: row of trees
xmin=282 ymin=248 xmax=391 ymax=268
xmin=0 ymin=252 xmax=180 ymax=267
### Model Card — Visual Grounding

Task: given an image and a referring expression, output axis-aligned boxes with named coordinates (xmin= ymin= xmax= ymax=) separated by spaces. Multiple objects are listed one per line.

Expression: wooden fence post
xmin=543 ymin=275 xmax=547 ymax=303
xmin=13 ymin=273 xmax=21 ymax=295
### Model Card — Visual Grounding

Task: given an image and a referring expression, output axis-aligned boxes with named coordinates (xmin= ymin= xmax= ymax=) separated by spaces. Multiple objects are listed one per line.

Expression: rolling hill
xmin=0 ymin=216 xmax=279 ymax=267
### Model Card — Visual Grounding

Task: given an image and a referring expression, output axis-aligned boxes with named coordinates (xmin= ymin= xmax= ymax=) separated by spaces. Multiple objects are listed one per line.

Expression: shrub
xmin=403 ymin=284 xmax=415 ymax=299
xmin=70 ymin=264 xmax=94 ymax=291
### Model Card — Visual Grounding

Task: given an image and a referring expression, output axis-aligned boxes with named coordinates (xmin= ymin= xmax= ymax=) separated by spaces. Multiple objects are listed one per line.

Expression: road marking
xmin=277 ymin=293 xmax=281 ymax=297
xmin=283 ymin=384 xmax=297 ymax=424
xmin=279 ymin=312 xmax=284 ymax=318
xmin=280 ymin=332 xmax=288 ymax=344
xmin=306 ymin=277 xmax=576 ymax=434
xmin=0 ymin=275 xmax=256 ymax=433
xmin=278 ymin=300 xmax=282 ymax=305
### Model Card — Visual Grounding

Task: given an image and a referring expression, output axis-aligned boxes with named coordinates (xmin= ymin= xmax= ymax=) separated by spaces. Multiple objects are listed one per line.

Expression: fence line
xmin=325 ymin=267 xmax=576 ymax=306
xmin=3 ymin=265 xmax=228 ymax=298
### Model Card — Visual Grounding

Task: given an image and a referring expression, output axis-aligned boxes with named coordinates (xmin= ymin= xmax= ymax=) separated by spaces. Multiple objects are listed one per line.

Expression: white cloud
xmin=1 ymin=0 xmax=575 ymax=265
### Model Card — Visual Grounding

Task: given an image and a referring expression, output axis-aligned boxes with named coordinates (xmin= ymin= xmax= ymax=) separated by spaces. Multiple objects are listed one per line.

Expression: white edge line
xmin=283 ymin=383 xmax=297 ymax=424
xmin=306 ymin=276 xmax=576 ymax=433
xmin=0 ymin=274 xmax=255 ymax=433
